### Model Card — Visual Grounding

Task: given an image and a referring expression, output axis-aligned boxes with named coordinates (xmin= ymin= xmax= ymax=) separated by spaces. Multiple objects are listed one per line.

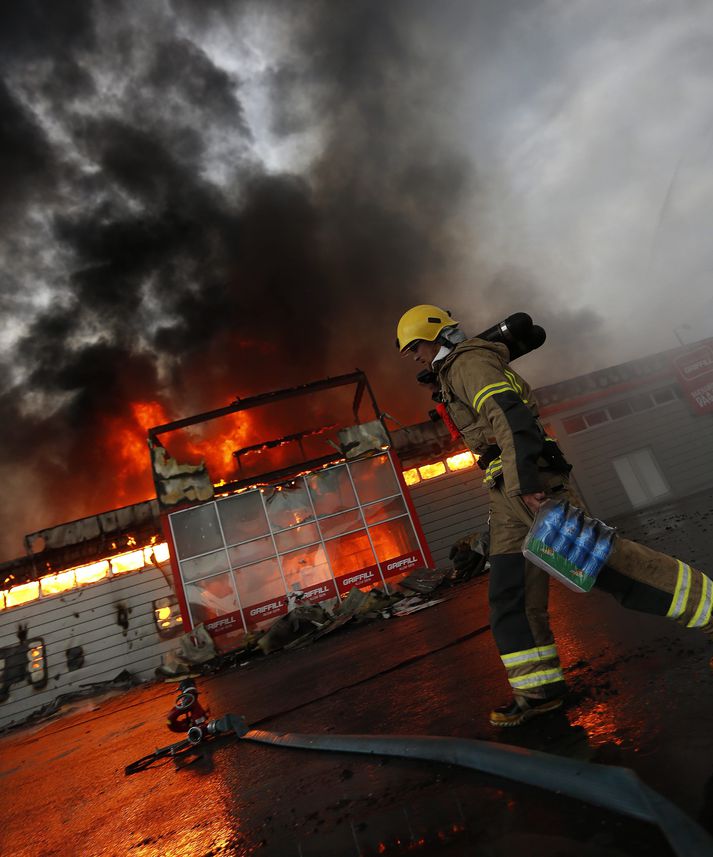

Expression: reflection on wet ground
xmin=3 ymin=492 xmax=713 ymax=856
xmin=568 ymin=700 xmax=630 ymax=748
xmin=287 ymin=772 xmax=671 ymax=857
xmin=610 ymin=491 xmax=713 ymax=571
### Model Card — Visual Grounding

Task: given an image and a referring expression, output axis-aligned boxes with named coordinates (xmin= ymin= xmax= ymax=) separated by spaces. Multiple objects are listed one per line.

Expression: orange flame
xmin=164 ymin=410 xmax=255 ymax=483
xmin=403 ymin=468 xmax=420 ymax=486
xmin=102 ymin=400 xmax=172 ymax=506
xmin=418 ymin=461 xmax=446 ymax=480
xmin=100 ymin=399 xmax=258 ymax=508
xmin=402 ymin=452 xmax=477 ymax=487
xmin=1 ymin=544 xmax=170 ymax=611
xmin=446 ymin=451 xmax=476 ymax=471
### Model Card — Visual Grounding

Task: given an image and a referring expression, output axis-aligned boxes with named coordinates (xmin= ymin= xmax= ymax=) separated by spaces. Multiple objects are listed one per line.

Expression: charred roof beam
xmin=148 ymin=370 xmax=383 ymax=440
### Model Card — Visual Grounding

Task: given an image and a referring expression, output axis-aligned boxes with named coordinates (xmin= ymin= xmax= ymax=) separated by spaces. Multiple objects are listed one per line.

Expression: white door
xmin=612 ymin=448 xmax=671 ymax=509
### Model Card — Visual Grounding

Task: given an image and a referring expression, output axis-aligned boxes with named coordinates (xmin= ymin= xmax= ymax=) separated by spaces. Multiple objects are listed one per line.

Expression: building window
xmin=608 ymin=400 xmax=633 ymax=420
xmin=446 ymin=451 xmax=476 ymax=471
xmin=560 ymin=386 xmax=680 ymax=435
xmin=403 ymin=468 xmax=420 ymax=486
xmin=418 ymin=461 xmax=446 ymax=480
xmin=612 ymin=448 xmax=671 ymax=509
xmin=562 ymin=416 xmax=587 ymax=434
xmin=629 ymin=393 xmax=654 ymax=412
xmin=153 ymin=596 xmax=184 ymax=639
xmin=583 ymin=410 xmax=609 ymax=428
xmin=652 ymin=387 xmax=675 ymax=405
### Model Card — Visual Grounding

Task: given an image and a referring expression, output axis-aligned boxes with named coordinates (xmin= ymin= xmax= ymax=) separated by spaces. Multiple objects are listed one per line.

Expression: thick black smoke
xmin=0 ymin=0 xmax=485 ymax=558
xmin=2 ymin=0 xmax=628 ymax=561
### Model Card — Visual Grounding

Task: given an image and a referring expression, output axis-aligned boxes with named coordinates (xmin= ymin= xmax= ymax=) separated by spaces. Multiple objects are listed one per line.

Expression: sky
xmin=1 ymin=0 xmax=713 ymax=561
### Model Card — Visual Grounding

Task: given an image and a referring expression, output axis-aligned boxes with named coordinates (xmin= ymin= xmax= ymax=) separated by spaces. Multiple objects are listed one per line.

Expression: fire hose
xmin=126 ymin=689 xmax=713 ymax=857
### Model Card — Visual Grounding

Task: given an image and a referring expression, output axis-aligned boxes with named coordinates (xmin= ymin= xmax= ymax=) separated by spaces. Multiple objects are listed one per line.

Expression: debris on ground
xmin=257 ymin=602 xmax=331 ymax=655
xmin=155 ymin=537 xmax=492 ymax=668
xmin=277 ymin=587 xmax=403 ymax=652
xmin=334 ymin=585 xmax=401 ymax=620
xmin=156 ymin=623 xmax=218 ymax=678
xmin=247 ymin=569 xmax=468 ymax=656
xmin=397 ymin=568 xmax=446 ymax=594
xmin=447 ymin=531 xmax=490 ymax=581
xmin=391 ymin=596 xmax=448 ymax=616
xmin=0 ymin=669 xmax=140 ymax=734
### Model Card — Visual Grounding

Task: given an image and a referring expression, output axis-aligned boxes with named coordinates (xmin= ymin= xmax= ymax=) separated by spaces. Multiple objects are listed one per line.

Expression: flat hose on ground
xmin=237 ymin=726 xmax=713 ymax=857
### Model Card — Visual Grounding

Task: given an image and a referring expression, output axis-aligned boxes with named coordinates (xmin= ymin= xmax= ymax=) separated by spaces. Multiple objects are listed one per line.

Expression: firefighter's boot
xmin=489 ymin=694 xmax=564 ymax=728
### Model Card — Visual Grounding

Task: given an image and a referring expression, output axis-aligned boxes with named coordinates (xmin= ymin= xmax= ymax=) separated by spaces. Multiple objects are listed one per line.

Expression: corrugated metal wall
xmin=408 ymin=468 xmax=489 ymax=567
xmin=407 ymin=385 xmax=713 ymax=554
xmin=0 ymin=566 xmax=177 ymax=730
xmin=548 ymin=391 xmax=713 ymax=519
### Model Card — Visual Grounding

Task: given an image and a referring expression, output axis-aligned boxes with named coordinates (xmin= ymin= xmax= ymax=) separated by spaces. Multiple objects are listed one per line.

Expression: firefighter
xmin=396 ymin=304 xmax=713 ymax=727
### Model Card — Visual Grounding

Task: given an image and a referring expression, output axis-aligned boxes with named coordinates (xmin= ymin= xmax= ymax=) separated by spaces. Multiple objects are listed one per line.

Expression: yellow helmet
xmin=396 ymin=304 xmax=459 ymax=352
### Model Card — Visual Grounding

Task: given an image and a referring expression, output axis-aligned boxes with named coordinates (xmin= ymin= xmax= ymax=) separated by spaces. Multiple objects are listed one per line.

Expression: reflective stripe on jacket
xmin=437 ymin=338 xmax=547 ymax=497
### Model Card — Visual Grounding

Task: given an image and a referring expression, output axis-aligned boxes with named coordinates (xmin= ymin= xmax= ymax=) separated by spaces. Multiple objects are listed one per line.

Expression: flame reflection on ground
xmin=568 ymin=700 xmax=627 ymax=747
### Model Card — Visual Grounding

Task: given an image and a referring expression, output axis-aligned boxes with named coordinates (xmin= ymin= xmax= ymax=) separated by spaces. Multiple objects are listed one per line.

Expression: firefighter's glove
xmin=448 ymin=533 xmax=488 ymax=579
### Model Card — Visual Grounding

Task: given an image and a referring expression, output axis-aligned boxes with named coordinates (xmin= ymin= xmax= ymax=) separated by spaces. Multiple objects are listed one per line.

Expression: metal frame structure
xmin=146 ymin=371 xmax=435 ymax=648
xmin=165 ymin=451 xmax=432 ymax=642
xmin=147 ymin=370 xmax=387 ymax=496
xmin=148 ymin=370 xmax=382 ymax=442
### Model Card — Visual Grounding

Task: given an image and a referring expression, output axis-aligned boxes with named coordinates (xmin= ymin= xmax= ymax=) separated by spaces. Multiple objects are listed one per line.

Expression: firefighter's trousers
xmin=488 ymin=473 xmax=713 ymax=700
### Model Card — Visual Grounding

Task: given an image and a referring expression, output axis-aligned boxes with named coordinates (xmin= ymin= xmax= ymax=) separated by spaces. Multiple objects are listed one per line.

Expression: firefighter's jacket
xmin=437 ymin=337 xmax=558 ymax=497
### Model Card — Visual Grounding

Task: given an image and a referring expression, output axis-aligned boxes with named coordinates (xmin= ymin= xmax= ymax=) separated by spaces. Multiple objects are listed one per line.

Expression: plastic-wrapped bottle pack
xmin=522 ymin=499 xmax=615 ymax=592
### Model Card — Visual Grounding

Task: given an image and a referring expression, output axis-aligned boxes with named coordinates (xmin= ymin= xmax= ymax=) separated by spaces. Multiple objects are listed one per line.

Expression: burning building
xmin=149 ymin=371 xmax=432 ymax=652
xmin=1 ymin=340 xmax=712 ymax=730
xmin=0 ymin=370 xmax=443 ymax=730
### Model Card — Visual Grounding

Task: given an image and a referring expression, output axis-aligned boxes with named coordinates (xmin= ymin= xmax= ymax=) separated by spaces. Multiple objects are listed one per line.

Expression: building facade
xmin=1 ymin=341 xmax=711 ymax=728
xmin=537 ymin=338 xmax=713 ymax=518
xmin=396 ymin=338 xmax=713 ymax=562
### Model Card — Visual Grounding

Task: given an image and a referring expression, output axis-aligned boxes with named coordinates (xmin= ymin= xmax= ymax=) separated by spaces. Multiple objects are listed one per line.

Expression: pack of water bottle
xmin=522 ymin=499 xmax=615 ymax=592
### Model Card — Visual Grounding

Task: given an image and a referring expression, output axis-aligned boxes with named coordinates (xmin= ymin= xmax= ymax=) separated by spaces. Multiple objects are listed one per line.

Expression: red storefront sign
xmin=300 ymin=579 xmax=338 ymax=603
xmin=382 ymin=551 xmax=424 ymax=579
xmin=244 ymin=596 xmax=288 ymax=628
xmin=204 ymin=610 xmax=244 ymax=638
xmin=334 ymin=552 xmax=425 ymax=595
xmin=243 ymin=578 xmax=339 ymax=628
xmin=335 ymin=564 xmax=382 ymax=596
xmin=674 ymin=345 xmax=713 ymax=414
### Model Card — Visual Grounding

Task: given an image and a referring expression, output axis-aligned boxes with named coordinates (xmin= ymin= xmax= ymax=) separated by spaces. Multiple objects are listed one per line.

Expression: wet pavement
xmin=2 ymin=492 xmax=713 ymax=856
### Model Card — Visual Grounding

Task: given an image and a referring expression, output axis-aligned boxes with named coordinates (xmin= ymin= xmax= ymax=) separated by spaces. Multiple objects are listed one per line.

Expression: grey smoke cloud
xmin=0 ymin=0 xmax=474 ymax=558
xmin=0 ymin=0 xmax=712 ymax=561
xmin=447 ymin=0 xmax=713 ymax=356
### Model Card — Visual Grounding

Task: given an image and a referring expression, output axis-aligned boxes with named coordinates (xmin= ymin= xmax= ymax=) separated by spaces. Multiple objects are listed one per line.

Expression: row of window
xmin=178 ymin=502 xmax=416 ymax=585
xmin=0 ymin=543 xmax=170 ymax=611
xmin=536 ymin=353 xmax=675 ymax=406
xmin=403 ymin=450 xmax=477 ymax=486
xmin=0 ymin=452 xmax=473 ymax=615
xmin=171 ymin=455 xmax=403 ymax=561
xmin=183 ymin=515 xmax=420 ymax=633
xmin=561 ymin=386 xmax=681 ymax=435
xmin=180 ymin=495 xmax=409 ymax=584
xmin=170 ymin=454 xmax=425 ymax=633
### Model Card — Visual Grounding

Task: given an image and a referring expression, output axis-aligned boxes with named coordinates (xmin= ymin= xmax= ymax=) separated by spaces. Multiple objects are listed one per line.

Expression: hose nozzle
xmin=207 ymin=714 xmax=249 ymax=738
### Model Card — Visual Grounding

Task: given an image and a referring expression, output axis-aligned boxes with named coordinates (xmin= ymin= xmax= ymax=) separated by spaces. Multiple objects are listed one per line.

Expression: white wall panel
xmin=551 ymin=397 xmax=713 ymax=519
xmin=0 ymin=566 xmax=178 ymax=730
xmin=408 ymin=468 xmax=489 ymax=567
